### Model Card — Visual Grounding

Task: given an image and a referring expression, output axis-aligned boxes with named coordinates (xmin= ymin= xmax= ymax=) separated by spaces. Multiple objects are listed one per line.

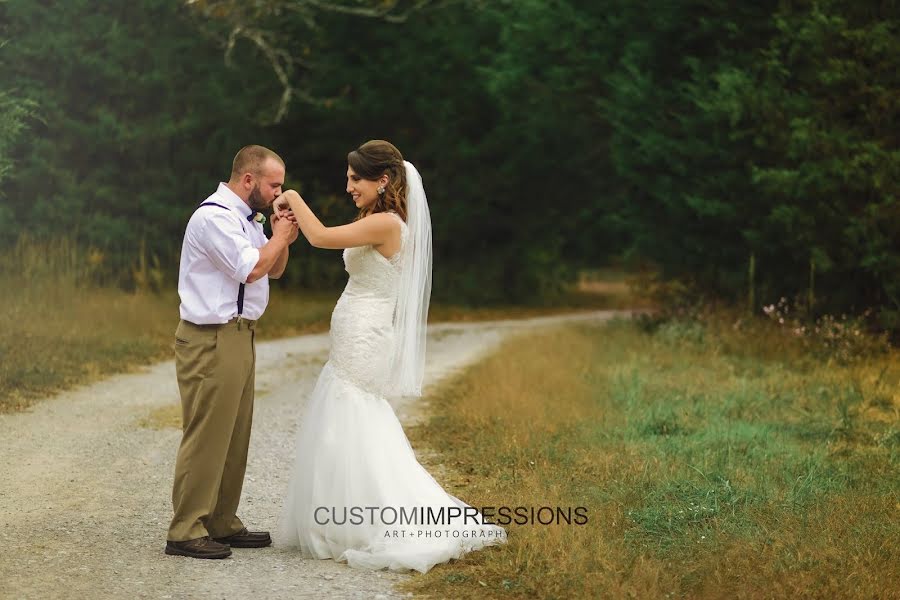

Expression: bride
xmin=273 ymin=140 xmax=505 ymax=573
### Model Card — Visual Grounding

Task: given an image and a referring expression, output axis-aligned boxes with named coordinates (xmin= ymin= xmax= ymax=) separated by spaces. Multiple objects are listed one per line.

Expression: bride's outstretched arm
xmin=275 ymin=189 xmax=397 ymax=250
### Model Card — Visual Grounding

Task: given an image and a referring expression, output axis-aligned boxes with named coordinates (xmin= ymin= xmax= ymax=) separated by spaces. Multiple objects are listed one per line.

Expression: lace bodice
xmin=328 ymin=213 xmax=408 ymax=392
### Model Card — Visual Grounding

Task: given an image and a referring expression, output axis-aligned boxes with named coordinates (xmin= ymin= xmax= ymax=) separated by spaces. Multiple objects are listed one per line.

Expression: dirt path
xmin=0 ymin=310 xmax=624 ymax=599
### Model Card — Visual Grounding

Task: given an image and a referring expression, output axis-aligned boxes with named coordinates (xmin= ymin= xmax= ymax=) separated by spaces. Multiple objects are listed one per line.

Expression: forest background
xmin=0 ymin=0 xmax=897 ymax=326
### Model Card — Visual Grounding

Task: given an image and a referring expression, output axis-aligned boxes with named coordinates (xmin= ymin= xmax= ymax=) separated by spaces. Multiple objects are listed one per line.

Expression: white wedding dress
xmin=276 ymin=212 xmax=505 ymax=573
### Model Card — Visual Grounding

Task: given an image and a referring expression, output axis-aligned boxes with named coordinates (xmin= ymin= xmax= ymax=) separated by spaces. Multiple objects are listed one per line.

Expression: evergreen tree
xmin=746 ymin=0 xmax=900 ymax=326
xmin=0 ymin=0 xmax=280 ymax=281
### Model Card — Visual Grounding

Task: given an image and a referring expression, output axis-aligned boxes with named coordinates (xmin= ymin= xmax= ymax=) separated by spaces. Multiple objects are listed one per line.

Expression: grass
xmin=0 ymin=240 xmax=636 ymax=412
xmin=0 ymin=278 xmax=348 ymax=411
xmin=400 ymin=314 xmax=899 ymax=599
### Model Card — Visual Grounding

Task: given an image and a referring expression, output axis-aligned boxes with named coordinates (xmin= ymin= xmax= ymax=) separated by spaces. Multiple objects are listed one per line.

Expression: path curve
xmin=0 ymin=310 xmax=625 ymax=599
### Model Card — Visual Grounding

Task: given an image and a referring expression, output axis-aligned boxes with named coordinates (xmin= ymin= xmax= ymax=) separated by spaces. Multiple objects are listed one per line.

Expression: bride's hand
xmin=274 ymin=190 xmax=302 ymax=223
xmin=274 ymin=207 xmax=298 ymax=224
xmin=274 ymin=189 xmax=302 ymax=211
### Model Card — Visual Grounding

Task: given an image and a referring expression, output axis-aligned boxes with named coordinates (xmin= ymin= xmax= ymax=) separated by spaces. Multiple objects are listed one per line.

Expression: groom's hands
xmin=273 ymin=191 xmax=299 ymax=223
xmin=247 ymin=208 xmax=297 ymax=282
xmin=272 ymin=209 xmax=299 ymax=245
xmin=274 ymin=209 xmax=297 ymax=224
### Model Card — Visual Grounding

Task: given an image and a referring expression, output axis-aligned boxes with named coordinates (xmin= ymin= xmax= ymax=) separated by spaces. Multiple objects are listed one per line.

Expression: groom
xmin=165 ymin=145 xmax=299 ymax=559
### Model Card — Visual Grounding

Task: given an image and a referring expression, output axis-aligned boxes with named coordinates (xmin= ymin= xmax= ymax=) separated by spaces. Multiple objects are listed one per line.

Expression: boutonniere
xmin=253 ymin=212 xmax=266 ymax=225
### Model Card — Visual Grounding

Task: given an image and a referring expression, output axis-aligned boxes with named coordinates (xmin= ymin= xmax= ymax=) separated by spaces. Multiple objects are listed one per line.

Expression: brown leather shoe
xmin=165 ymin=536 xmax=232 ymax=559
xmin=212 ymin=527 xmax=272 ymax=548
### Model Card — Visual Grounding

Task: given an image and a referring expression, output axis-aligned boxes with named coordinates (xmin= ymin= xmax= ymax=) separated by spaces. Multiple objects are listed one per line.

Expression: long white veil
xmin=387 ymin=160 xmax=432 ymax=397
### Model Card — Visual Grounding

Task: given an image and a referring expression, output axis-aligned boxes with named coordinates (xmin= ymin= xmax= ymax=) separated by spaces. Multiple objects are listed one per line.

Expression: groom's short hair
xmin=231 ymin=145 xmax=284 ymax=179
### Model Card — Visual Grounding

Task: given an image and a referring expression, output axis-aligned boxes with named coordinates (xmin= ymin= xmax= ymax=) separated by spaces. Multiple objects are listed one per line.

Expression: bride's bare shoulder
xmin=364 ymin=211 xmax=404 ymax=228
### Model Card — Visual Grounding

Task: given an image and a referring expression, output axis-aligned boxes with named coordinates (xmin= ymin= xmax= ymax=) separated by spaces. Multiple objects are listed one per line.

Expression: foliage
xmin=183 ymin=0 xmax=431 ymax=121
xmin=761 ymin=296 xmax=891 ymax=365
xmin=0 ymin=50 xmax=33 ymax=221
xmin=601 ymin=0 xmax=779 ymax=290
xmin=0 ymin=0 xmax=282 ymax=283
xmin=746 ymin=1 xmax=900 ymax=328
xmin=600 ymin=0 xmax=899 ymax=328
xmin=0 ymin=0 xmax=897 ymax=318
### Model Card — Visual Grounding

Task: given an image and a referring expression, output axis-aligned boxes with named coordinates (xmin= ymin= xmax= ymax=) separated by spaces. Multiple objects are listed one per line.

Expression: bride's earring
xmin=377 ymin=185 xmax=386 ymax=195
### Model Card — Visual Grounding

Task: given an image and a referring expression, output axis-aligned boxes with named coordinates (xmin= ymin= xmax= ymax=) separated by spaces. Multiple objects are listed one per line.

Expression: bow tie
xmin=246 ymin=212 xmax=257 ymax=222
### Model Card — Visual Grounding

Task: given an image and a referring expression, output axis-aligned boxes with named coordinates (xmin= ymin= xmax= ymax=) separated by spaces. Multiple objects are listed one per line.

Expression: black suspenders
xmin=198 ymin=202 xmax=248 ymax=319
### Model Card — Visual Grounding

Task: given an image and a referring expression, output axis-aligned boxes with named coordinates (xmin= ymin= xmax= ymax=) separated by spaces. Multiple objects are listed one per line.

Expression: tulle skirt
xmin=275 ymin=361 xmax=506 ymax=573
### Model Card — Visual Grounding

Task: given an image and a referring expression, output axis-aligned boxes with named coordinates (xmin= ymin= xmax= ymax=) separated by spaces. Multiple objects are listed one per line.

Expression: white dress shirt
xmin=178 ymin=183 xmax=270 ymax=324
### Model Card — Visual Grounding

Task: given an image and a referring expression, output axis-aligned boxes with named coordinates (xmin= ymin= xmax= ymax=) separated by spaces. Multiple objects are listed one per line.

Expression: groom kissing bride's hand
xmin=270 ymin=202 xmax=300 ymax=246
xmin=272 ymin=192 xmax=298 ymax=227
xmin=166 ymin=140 xmax=504 ymax=571
xmin=272 ymin=193 xmax=298 ymax=221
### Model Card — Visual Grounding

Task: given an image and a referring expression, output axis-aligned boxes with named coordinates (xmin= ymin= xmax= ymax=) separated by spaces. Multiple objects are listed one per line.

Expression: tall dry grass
xmin=1 ymin=237 xmax=626 ymax=412
xmin=402 ymin=317 xmax=899 ymax=599
xmin=0 ymin=236 xmax=177 ymax=410
xmin=0 ymin=236 xmax=338 ymax=410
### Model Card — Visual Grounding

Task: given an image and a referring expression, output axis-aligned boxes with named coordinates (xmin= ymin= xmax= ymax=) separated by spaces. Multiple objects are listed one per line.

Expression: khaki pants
xmin=167 ymin=318 xmax=256 ymax=542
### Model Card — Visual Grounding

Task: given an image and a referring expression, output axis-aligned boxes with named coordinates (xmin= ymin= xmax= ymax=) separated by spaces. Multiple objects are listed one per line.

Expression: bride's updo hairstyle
xmin=348 ymin=139 xmax=408 ymax=222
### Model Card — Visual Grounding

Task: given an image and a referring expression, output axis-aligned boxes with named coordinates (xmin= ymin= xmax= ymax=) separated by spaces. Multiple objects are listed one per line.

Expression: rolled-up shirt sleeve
xmin=199 ymin=211 xmax=260 ymax=284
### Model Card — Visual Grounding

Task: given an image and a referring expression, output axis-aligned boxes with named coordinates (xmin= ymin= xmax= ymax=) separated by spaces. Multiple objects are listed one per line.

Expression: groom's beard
xmin=248 ymin=184 xmax=268 ymax=213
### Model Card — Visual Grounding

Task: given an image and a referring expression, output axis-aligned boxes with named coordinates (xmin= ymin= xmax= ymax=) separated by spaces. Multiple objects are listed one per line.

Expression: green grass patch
xmin=402 ymin=318 xmax=899 ymax=599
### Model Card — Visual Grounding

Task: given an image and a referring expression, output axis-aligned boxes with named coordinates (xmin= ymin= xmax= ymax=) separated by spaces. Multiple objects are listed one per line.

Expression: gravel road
xmin=0 ymin=310 xmax=622 ymax=599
